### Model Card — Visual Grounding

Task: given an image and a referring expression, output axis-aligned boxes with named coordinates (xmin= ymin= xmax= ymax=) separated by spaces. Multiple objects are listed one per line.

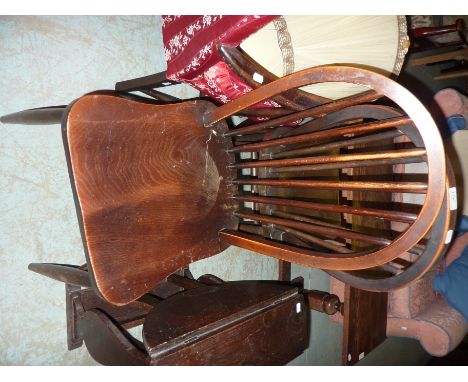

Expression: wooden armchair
xmin=1 ymin=65 xmax=453 ymax=306
xmin=410 ymin=18 xmax=467 ymax=53
xmin=409 ymin=18 xmax=468 ymax=81
xmin=0 ymin=16 xmax=459 ymax=366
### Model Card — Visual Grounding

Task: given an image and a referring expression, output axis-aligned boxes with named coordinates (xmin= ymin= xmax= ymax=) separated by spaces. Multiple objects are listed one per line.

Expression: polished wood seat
xmin=62 ymin=94 xmax=237 ymax=304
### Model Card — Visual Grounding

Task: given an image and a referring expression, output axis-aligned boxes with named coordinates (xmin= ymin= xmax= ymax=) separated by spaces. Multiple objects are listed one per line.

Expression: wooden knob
xmin=306 ymin=290 xmax=344 ymax=315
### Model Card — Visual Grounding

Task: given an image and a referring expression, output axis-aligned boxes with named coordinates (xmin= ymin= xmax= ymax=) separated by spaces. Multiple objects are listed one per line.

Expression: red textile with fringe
xmin=163 ymin=15 xmax=277 ymax=82
xmin=162 ymin=15 xmax=287 ymax=121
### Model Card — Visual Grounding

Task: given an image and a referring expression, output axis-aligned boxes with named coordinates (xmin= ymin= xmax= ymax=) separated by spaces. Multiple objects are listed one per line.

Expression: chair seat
xmin=63 ymin=94 xmax=237 ymax=305
xmin=142 ymin=281 xmax=309 ymax=365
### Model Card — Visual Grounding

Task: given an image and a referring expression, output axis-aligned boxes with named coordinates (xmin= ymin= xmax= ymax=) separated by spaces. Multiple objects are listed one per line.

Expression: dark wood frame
xmin=30 ymin=262 xmax=343 ymax=365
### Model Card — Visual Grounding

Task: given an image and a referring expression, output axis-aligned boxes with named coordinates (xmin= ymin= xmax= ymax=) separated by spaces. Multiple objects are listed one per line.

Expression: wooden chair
xmin=410 ymin=18 xmax=467 ymax=53
xmin=115 ymin=40 xmax=455 ymax=293
xmin=209 ymin=47 xmax=458 ymax=291
xmin=409 ymin=18 xmax=468 ymax=81
xmin=1 ymin=65 xmax=450 ymax=306
xmin=27 ymin=262 xmax=342 ymax=365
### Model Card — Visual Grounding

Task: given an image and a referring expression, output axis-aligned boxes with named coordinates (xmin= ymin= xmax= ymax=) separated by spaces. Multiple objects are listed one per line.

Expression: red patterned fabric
xmin=162 ymin=15 xmax=292 ymax=122
xmin=184 ymin=61 xmax=282 ymax=121
xmin=162 ymin=15 xmax=277 ymax=81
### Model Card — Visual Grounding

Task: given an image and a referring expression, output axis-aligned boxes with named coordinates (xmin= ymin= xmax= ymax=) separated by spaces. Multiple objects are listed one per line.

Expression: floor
xmin=0 ymin=15 xmax=436 ymax=366
xmin=426 ymin=341 xmax=468 ymax=365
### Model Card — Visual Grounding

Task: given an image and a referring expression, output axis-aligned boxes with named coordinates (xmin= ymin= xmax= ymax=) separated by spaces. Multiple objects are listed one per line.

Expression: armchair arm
xmin=79 ymin=309 xmax=150 ymax=366
xmin=115 ymin=71 xmax=180 ymax=102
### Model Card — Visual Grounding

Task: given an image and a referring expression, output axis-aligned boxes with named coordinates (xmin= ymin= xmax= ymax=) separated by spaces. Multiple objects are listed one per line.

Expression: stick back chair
xmin=410 ymin=18 xmax=467 ymax=53
xmin=214 ymin=47 xmax=456 ymax=291
xmin=1 ymin=65 xmax=450 ymax=305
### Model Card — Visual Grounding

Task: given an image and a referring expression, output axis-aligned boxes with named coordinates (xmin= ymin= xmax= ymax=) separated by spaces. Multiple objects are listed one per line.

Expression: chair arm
xmin=78 ymin=309 xmax=150 ymax=366
xmin=387 ymin=297 xmax=468 ymax=357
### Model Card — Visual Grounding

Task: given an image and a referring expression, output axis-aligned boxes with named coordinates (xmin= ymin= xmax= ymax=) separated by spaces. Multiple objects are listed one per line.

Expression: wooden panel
xmin=142 ymin=282 xmax=308 ymax=365
xmin=342 ymin=138 xmax=390 ymax=365
xmin=152 ymin=295 xmax=307 ymax=365
xmin=80 ymin=309 xmax=151 ymax=366
xmin=143 ymin=282 xmax=299 ymax=354
xmin=342 ymin=286 xmax=387 ymax=366
xmin=63 ymin=94 xmax=238 ymax=305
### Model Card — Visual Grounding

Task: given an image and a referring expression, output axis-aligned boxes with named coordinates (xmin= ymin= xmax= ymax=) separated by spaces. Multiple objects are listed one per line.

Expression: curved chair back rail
xmin=229 ymin=102 xmax=455 ymax=291
xmin=215 ymin=66 xmax=446 ymax=273
xmin=326 ymin=157 xmax=457 ymax=291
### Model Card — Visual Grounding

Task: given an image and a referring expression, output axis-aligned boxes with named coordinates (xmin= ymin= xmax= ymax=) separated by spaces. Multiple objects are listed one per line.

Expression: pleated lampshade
xmin=241 ymin=16 xmax=410 ymax=99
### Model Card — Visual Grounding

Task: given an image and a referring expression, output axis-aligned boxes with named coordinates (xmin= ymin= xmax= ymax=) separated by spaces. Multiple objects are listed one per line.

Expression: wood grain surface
xmin=143 ymin=281 xmax=308 ymax=365
xmin=62 ymin=94 xmax=238 ymax=305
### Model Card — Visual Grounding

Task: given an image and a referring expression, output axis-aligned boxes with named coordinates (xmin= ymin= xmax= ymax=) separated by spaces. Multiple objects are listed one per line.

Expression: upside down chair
xmin=1 ymin=66 xmax=454 ymax=306
xmin=1 ymin=64 xmax=458 ymax=364
xmin=1 ymin=16 xmax=461 ymax=363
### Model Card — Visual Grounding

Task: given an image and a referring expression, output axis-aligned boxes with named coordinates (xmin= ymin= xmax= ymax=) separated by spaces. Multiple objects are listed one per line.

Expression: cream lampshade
xmin=241 ymin=15 xmax=410 ymax=99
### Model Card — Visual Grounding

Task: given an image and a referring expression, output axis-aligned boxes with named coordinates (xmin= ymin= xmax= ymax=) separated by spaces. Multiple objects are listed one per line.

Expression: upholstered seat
xmin=330 ymin=233 xmax=468 ymax=357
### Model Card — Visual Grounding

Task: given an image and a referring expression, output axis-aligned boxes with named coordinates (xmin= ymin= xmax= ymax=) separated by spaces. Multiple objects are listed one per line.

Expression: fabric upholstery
xmin=162 ymin=15 xmax=277 ymax=82
xmin=162 ymin=15 xmax=285 ymax=120
xmin=183 ymin=60 xmax=283 ymax=121
xmin=329 ymin=233 xmax=468 ymax=357
xmin=433 ymin=247 xmax=468 ymax=321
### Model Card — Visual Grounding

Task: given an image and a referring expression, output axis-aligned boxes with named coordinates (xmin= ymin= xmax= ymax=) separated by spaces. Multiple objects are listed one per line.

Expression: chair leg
xmin=278 ymin=260 xmax=291 ymax=281
xmin=28 ymin=263 xmax=92 ymax=288
xmin=410 ymin=47 xmax=468 ymax=66
xmin=115 ymin=71 xmax=177 ymax=92
xmin=0 ymin=106 xmax=66 ymax=125
xmin=66 ymin=284 xmax=85 ymax=350
xmin=140 ymin=89 xmax=180 ymax=102
xmin=115 ymin=70 xmax=180 ymax=102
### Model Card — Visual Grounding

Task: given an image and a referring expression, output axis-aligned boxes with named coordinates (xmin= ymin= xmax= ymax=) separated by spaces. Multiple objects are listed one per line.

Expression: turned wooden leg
xmin=278 ymin=260 xmax=292 ymax=281
xmin=115 ymin=71 xmax=178 ymax=92
xmin=305 ymin=290 xmax=344 ymax=315
xmin=1 ymin=106 xmax=66 ymax=125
